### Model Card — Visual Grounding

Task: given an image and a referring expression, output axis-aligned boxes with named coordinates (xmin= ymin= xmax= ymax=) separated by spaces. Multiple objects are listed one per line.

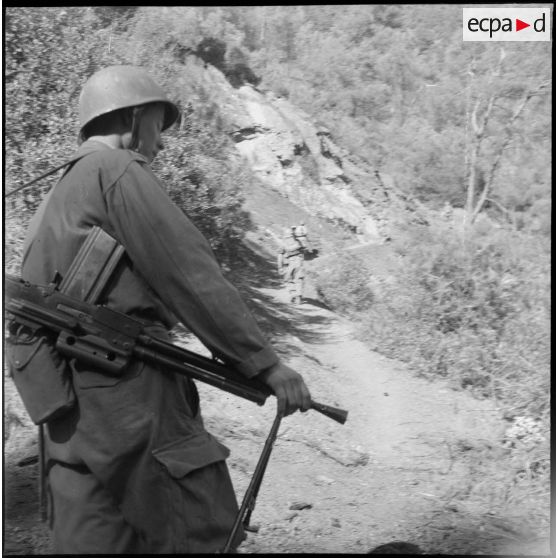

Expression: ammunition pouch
xmin=7 ymin=322 xmax=76 ymax=425
xmin=5 ymin=226 xmax=126 ymax=425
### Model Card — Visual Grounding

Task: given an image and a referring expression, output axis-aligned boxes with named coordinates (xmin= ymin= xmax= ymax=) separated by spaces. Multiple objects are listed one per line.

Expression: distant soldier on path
xmin=278 ymin=224 xmax=307 ymax=305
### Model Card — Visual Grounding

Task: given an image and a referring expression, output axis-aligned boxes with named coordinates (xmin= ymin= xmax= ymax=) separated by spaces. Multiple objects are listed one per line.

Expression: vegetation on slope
xmin=5 ymin=5 xmax=551 ymax=524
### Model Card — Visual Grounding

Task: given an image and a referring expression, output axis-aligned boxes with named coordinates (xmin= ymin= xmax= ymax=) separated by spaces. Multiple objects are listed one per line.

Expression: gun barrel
xmin=223 ymin=411 xmax=284 ymax=553
xmin=138 ymin=335 xmax=348 ymax=424
xmin=133 ymin=344 xmax=269 ymax=406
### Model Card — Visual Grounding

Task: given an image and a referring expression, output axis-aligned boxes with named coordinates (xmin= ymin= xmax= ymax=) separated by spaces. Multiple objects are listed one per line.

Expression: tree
xmin=463 ymin=46 xmax=551 ymax=226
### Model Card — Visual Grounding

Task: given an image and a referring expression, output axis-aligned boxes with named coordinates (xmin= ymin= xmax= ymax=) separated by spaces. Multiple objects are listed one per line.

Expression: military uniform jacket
xmin=21 ymin=140 xmax=278 ymax=552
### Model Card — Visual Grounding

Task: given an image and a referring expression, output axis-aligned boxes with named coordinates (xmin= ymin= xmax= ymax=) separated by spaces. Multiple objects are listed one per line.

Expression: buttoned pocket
xmin=152 ymin=432 xmax=244 ymax=553
xmin=7 ymin=328 xmax=76 ymax=425
xmin=153 ymin=431 xmax=230 ymax=477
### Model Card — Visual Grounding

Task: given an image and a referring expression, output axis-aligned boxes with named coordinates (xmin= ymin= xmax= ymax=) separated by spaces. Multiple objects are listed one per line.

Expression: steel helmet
xmin=78 ymin=65 xmax=179 ymax=140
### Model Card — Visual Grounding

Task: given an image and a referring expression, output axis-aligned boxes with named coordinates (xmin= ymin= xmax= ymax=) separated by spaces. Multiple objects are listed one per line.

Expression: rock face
xmin=181 ymin=57 xmax=390 ymax=243
xmin=231 ymin=87 xmax=385 ymax=242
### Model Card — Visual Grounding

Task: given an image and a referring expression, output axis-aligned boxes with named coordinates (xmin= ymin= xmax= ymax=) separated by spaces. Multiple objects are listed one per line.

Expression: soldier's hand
xmin=258 ymin=362 xmax=312 ymax=416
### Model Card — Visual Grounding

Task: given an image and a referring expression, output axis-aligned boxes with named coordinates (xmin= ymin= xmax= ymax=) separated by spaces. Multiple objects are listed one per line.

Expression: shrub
xmin=358 ymin=221 xmax=550 ymax=421
xmin=309 ymin=251 xmax=374 ymax=314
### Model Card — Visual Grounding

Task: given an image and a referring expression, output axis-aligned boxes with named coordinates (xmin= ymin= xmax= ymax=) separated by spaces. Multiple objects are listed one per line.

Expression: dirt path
xmin=198 ymin=286 xmax=549 ymax=555
xmin=3 ymin=284 xmax=550 ymax=555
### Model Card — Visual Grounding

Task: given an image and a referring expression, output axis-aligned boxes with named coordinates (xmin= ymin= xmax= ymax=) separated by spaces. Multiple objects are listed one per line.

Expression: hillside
xmin=4 ymin=265 xmax=550 ymax=555
xmin=4 ymin=143 xmax=550 ymax=554
xmin=177 ymin=54 xmax=404 ymax=247
xmin=4 ymin=6 xmax=551 ymax=556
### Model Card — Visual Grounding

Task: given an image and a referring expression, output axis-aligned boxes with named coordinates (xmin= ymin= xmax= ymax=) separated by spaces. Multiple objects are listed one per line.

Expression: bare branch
xmin=485 ymin=198 xmax=516 ymax=226
xmin=492 ymin=47 xmax=506 ymax=77
xmin=486 ymin=198 xmax=511 ymax=215
xmin=481 ymin=94 xmax=496 ymax=133
xmin=471 ymin=99 xmax=481 ymax=136
xmin=471 ymin=81 xmax=547 ymax=221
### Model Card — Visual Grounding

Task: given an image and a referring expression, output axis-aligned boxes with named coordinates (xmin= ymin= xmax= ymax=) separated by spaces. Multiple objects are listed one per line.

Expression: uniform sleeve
xmin=104 ymin=160 xmax=279 ymax=378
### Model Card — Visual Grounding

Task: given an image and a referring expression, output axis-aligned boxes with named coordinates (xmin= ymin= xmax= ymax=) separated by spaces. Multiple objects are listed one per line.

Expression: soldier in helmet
xmin=295 ymin=221 xmax=307 ymax=241
xmin=278 ymin=224 xmax=307 ymax=304
xmin=21 ymin=66 xmax=311 ymax=554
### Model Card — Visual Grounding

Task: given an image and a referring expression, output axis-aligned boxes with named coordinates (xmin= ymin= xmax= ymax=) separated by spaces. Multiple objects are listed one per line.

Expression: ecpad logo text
xmin=463 ymin=7 xmax=551 ymax=42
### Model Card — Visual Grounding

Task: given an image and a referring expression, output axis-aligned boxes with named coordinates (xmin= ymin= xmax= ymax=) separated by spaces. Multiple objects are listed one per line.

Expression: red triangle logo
xmin=516 ymin=18 xmax=530 ymax=31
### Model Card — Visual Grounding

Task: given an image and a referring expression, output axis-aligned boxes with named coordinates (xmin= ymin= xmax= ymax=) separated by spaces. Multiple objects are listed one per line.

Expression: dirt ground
xmin=3 ymin=283 xmax=551 ymax=555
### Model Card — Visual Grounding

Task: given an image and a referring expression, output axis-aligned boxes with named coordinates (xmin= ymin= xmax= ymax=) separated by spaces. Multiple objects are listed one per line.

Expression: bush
xmin=309 ymin=251 xmax=374 ymax=314
xmin=358 ymin=221 xmax=550 ymax=421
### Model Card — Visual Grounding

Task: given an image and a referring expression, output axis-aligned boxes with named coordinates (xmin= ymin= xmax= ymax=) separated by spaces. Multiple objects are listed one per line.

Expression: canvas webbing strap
xmin=5 ymin=160 xmax=71 ymax=198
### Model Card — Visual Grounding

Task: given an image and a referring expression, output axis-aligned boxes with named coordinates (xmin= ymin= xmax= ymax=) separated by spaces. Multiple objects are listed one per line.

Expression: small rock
xmin=315 ymin=475 xmax=334 ymax=485
xmin=331 ymin=518 xmax=341 ymax=528
xmin=289 ymin=501 xmax=312 ymax=511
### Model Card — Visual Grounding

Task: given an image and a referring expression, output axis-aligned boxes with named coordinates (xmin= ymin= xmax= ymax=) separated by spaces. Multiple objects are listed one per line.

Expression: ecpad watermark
xmin=463 ymin=7 xmax=551 ymax=41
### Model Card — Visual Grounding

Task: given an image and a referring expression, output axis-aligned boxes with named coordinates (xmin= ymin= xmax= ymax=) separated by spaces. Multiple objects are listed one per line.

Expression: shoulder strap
xmin=5 ymin=160 xmax=72 ymax=198
xmin=5 ymin=148 xmax=99 ymax=199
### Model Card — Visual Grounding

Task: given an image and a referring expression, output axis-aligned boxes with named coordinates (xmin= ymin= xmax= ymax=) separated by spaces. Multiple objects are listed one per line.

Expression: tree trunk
xmin=470 ymin=81 xmax=549 ymax=223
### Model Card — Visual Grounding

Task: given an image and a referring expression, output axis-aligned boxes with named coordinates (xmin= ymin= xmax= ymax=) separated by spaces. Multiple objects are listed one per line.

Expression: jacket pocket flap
xmin=7 ymin=338 xmax=44 ymax=370
xmin=6 ymin=334 xmax=76 ymax=425
xmin=152 ymin=432 xmax=230 ymax=478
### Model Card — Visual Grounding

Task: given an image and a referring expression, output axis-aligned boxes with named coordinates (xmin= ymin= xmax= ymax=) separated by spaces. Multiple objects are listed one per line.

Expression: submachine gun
xmin=5 ymin=226 xmax=348 ymax=552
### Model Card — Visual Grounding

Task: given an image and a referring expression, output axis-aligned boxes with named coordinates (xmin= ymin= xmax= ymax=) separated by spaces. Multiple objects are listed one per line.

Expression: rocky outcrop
xmin=181 ymin=56 xmax=392 ymax=242
xmin=230 ymin=87 xmax=385 ymax=241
